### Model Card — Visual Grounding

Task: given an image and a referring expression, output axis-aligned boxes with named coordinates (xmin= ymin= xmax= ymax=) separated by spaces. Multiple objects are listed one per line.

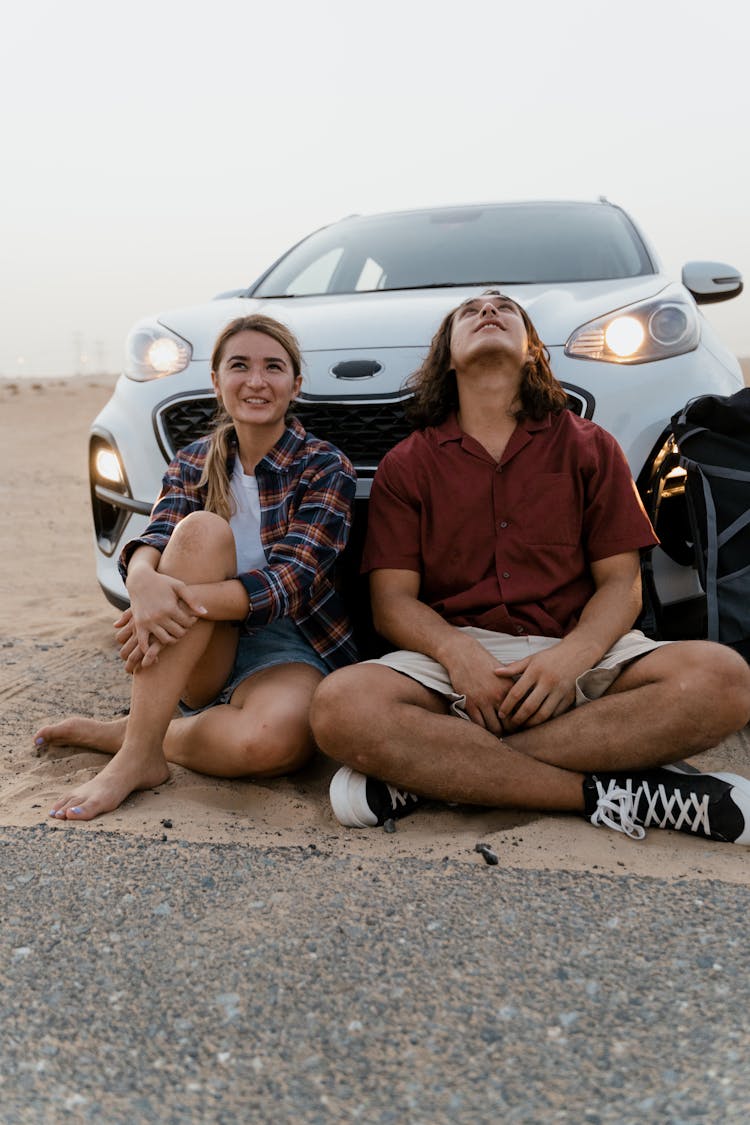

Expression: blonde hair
xmin=200 ymin=315 xmax=302 ymax=519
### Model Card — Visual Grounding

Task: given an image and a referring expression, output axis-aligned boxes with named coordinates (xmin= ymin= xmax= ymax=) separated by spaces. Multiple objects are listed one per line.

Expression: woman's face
xmin=211 ymin=329 xmax=302 ymax=430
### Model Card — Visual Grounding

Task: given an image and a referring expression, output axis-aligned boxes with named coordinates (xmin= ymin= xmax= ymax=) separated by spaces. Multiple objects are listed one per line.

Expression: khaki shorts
xmin=367 ymin=626 xmax=671 ymax=719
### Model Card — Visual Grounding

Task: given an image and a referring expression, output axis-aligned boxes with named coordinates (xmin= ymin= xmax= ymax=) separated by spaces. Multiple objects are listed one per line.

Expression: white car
xmin=90 ymin=199 xmax=744 ymax=644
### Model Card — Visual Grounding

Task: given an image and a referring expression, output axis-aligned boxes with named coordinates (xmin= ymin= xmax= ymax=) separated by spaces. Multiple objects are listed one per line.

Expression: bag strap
xmin=717 ymin=508 xmax=750 ymax=551
xmin=695 ymin=466 xmax=720 ymax=642
xmin=682 ymin=461 xmax=750 ymax=484
xmin=673 ymin=421 xmax=707 ymax=443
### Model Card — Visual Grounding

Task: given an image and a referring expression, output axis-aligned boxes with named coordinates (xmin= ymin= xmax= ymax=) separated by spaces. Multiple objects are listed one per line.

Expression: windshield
xmin=252 ymin=203 xmax=654 ymax=297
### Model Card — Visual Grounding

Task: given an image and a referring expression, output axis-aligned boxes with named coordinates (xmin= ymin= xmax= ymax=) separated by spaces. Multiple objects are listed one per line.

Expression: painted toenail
xmin=71 ymin=807 xmax=83 ymax=814
xmin=35 ymin=737 xmax=45 ymax=746
xmin=49 ymin=809 xmax=57 ymax=816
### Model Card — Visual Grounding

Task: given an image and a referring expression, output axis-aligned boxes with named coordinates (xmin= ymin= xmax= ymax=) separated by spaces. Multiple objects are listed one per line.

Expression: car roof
xmin=330 ymin=198 xmax=619 ymax=225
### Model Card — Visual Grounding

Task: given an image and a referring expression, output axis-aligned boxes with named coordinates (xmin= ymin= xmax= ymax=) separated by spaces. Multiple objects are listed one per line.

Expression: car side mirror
xmin=682 ymin=261 xmax=743 ymax=304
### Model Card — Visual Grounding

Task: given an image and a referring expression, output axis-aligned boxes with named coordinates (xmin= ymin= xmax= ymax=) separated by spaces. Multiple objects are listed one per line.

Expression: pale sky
xmin=2 ymin=0 xmax=749 ymax=376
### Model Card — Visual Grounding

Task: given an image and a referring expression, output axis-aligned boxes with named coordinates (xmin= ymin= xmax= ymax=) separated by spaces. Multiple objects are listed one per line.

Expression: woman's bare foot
xmin=34 ymin=716 xmax=128 ymax=756
xmin=49 ymin=749 xmax=170 ymax=821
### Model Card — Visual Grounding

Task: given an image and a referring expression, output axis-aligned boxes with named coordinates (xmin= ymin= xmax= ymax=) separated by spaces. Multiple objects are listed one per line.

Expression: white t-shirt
xmin=229 ymin=459 xmax=267 ymax=574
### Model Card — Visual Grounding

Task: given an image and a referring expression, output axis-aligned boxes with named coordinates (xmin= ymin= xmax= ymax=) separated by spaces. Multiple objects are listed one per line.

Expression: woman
xmin=36 ymin=315 xmax=357 ymax=820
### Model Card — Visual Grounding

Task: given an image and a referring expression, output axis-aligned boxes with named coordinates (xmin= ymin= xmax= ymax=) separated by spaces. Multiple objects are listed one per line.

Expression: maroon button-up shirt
xmin=362 ymin=411 xmax=658 ymax=639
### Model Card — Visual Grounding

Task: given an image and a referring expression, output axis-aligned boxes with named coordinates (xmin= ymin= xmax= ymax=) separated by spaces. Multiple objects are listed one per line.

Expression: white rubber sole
xmin=328 ymin=766 xmax=377 ymax=828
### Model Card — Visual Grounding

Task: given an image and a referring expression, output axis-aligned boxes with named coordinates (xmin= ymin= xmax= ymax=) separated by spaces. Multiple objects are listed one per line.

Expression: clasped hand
xmin=114 ymin=571 xmax=207 ymax=673
xmin=446 ymin=637 xmax=579 ymax=735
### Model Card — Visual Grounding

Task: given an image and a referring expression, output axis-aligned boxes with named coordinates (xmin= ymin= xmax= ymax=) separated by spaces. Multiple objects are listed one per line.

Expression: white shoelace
xmin=385 ymin=784 xmax=418 ymax=811
xmin=590 ymin=777 xmax=712 ymax=840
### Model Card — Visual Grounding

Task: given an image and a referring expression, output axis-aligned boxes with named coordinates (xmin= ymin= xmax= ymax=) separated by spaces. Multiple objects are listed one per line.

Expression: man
xmin=310 ymin=292 xmax=750 ymax=843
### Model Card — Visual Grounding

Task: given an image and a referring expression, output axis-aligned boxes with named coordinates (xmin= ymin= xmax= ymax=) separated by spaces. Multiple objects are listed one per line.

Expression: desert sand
xmin=1 ymin=375 xmax=749 ymax=883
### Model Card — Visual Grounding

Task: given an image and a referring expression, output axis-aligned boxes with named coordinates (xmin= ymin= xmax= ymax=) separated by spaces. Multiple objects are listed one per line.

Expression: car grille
xmin=157 ymin=396 xmax=218 ymax=460
xmin=156 ymin=390 xmax=589 ymax=467
xmin=295 ymin=400 xmax=413 ymax=467
xmin=156 ymin=394 xmax=415 ymax=468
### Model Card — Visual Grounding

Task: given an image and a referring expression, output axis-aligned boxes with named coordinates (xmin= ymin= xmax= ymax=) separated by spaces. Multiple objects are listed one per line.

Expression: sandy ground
xmin=1 ymin=375 xmax=749 ymax=884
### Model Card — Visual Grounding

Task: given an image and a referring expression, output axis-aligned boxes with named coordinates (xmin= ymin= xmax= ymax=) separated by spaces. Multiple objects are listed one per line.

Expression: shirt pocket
xmin=520 ymin=473 xmax=581 ymax=546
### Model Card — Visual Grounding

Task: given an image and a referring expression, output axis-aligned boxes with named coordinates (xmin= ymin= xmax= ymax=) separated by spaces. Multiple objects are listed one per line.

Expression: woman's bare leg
xmin=48 ymin=512 xmax=239 ymax=820
xmin=35 ymin=716 xmax=129 ymax=755
xmin=163 ymin=662 xmax=323 ymax=777
xmin=36 ymin=662 xmax=322 ymax=780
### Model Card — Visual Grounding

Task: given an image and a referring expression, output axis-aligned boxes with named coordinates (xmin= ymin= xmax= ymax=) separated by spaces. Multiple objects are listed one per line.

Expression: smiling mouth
xmin=476 ymin=322 xmax=504 ymax=332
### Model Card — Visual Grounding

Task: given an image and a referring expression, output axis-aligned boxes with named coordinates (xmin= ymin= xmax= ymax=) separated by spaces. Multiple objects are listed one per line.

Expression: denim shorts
xmin=179 ymin=617 xmax=328 ymax=716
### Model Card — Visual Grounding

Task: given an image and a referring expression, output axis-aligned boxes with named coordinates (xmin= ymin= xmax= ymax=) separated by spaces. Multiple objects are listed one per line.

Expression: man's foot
xmin=34 ymin=716 xmax=127 ymax=756
xmin=48 ymin=751 xmax=169 ymax=821
xmin=329 ymin=766 xmax=422 ymax=828
xmin=583 ymin=767 xmax=750 ymax=844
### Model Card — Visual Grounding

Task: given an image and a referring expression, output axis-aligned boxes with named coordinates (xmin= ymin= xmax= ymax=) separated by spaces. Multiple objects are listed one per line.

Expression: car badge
xmin=330 ymin=360 xmax=383 ymax=380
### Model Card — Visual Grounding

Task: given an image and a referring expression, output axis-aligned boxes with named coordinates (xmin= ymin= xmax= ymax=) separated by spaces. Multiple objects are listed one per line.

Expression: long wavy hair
xmin=406 ymin=290 xmax=568 ymax=429
xmin=200 ymin=315 xmax=302 ymax=520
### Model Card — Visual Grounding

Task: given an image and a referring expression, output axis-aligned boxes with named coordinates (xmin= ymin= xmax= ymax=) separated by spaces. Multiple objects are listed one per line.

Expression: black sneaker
xmin=582 ymin=767 xmax=750 ymax=843
xmin=329 ymin=766 xmax=422 ymax=828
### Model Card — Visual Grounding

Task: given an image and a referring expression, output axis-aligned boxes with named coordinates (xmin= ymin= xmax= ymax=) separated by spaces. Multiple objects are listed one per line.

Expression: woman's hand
xmin=120 ymin=569 xmax=207 ymax=670
xmin=113 ymin=608 xmax=162 ymax=673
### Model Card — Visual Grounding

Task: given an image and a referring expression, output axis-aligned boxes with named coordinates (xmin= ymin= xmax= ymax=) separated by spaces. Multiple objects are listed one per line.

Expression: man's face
xmin=449 ymin=295 xmax=529 ymax=374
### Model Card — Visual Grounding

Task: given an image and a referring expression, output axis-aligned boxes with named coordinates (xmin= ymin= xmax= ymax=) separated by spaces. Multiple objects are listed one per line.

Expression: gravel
xmin=1 ymin=825 xmax=749 ymax=1123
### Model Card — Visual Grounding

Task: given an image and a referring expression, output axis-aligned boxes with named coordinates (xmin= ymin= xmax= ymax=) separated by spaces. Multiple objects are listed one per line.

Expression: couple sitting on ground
xmin=36 ymin=299 xmax=750 ymax=845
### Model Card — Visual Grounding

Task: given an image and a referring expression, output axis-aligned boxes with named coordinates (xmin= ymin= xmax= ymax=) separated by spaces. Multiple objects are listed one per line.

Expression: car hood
xmin=158 ymin=275 xmax=671 ymax=358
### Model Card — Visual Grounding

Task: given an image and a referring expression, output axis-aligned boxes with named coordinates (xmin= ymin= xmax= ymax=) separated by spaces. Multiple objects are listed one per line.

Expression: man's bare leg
xmin=505 ymin=641 xmax=750 ymax=773
xmin=310 ymin=641 xmax=750 ymax=809
xmin=312 ymin=666 xmax=586 ymax=811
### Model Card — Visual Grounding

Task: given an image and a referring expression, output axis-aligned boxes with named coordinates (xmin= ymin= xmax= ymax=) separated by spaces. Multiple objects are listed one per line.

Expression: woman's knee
xmin=161 ymin=510 xmax=236 ymax=578
xmin=234 ymin=719 xmax=314 ymax=777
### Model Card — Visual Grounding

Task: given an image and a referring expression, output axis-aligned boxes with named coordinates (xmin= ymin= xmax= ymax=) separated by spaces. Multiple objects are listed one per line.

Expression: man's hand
xmin=441 ymin=633 xmax=517 ymax=735
xmin=494 ymin=645 xmax=583 ymax=731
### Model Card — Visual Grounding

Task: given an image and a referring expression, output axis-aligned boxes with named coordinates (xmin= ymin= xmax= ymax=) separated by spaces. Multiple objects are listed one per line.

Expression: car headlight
xmin=125 ymin=320 xmax=193 ymax=381
xmin=564 ymin=288 xmax=700 ymax=364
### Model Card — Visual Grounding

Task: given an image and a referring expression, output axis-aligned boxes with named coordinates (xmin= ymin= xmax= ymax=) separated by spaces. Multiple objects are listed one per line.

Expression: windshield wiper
xmin=374 ymin=281 xmax=523 ymax=293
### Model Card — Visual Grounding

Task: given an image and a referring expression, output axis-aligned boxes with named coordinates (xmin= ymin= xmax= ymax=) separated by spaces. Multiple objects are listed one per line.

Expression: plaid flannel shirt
xmin=119 ymin=418 xmax=358 ymax=669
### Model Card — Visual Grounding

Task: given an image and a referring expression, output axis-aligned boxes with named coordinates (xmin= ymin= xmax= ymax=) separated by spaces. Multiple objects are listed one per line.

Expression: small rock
xmin=474 ymin=842 xmax=499 ymax=866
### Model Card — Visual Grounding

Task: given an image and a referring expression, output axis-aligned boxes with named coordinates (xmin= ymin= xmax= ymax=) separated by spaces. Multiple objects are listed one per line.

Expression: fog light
xmin=95 ymin=448 xmax=124 ymax=486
